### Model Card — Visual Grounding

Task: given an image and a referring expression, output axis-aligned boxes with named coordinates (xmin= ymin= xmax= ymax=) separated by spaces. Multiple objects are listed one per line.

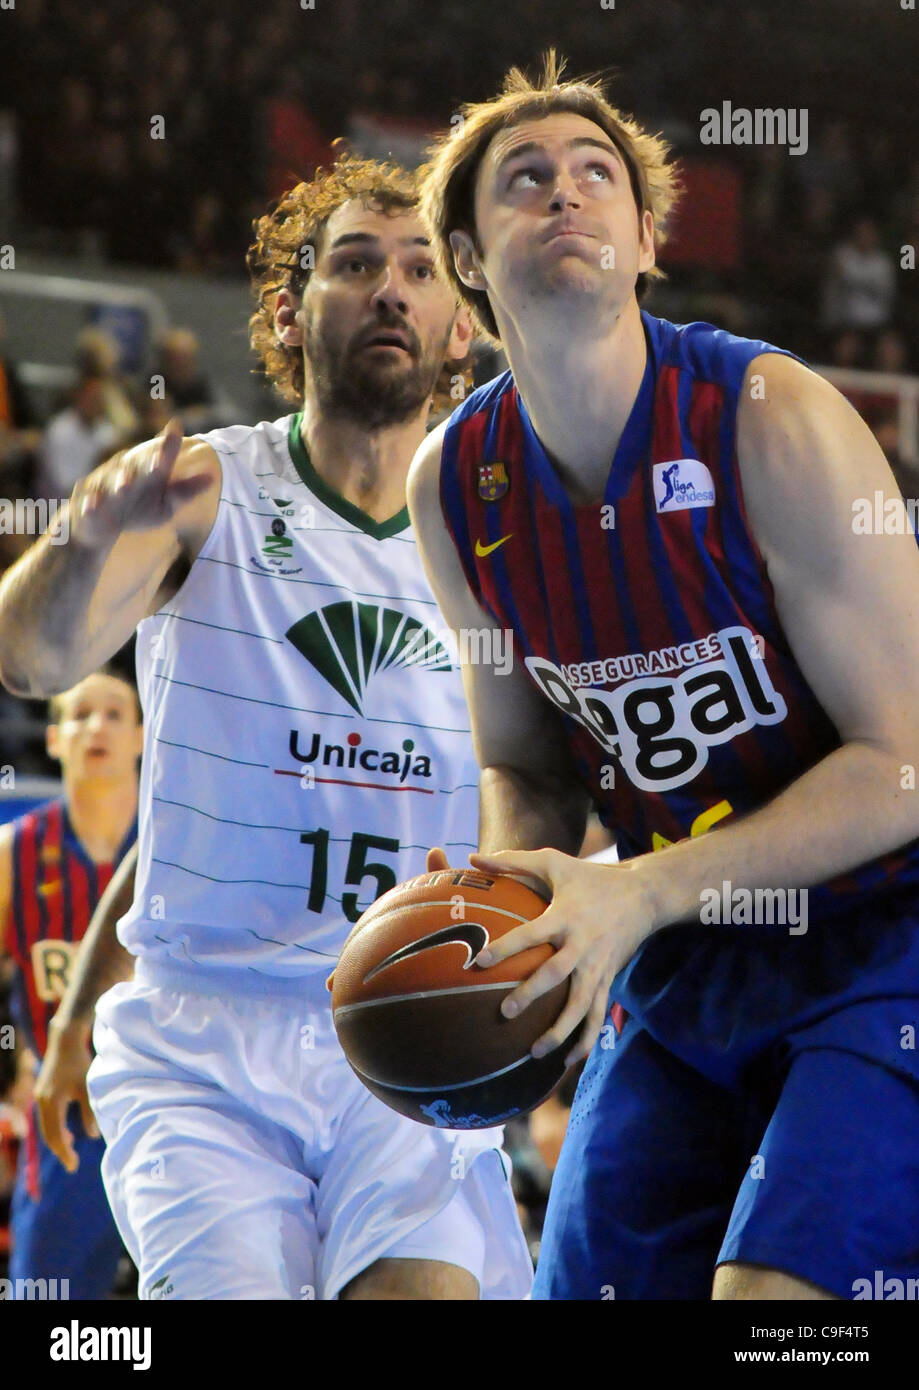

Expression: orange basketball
xmin=330 ymin=866 xmax=575 ymax=1128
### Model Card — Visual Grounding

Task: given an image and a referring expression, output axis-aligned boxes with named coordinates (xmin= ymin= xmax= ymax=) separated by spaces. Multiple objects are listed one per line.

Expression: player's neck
xmin=297 ymin=406 xmax=430 ymax=524
xmin=500 ymin=296 xmax=647 ymax=503
xmin=64 ymin=777 xmax=137 ymax=864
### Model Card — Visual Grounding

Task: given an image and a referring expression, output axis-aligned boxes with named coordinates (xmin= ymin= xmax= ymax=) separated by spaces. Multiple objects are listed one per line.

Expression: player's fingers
xmin=153 ymin=417 xmax=183 ymax=472
xmin=36 ymin=1095 xmax=78 ymax=1173
xmin=500 ymin=941 xmax=579 ymax=1018
xmin=474 ymin=909 xmax=559 ymax=968
xmin=426 ymin=846 xmax=450 ymax=873
xmin=563 ymin=984 xmax=610 ymax=1067
xmin=528 ymin=962 xmax=596 ymax=1055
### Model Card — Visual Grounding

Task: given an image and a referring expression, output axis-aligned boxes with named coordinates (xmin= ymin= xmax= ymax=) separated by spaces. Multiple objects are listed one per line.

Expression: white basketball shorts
xmin=86 ymin=959 xmax=534 ymax=1300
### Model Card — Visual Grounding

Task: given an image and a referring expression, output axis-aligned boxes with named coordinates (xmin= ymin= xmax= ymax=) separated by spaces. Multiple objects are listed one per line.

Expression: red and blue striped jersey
xmin=4 ymin=799 xmax=137 ymax=1056
xmin=440 ymin=311 xmax=919 ymax=920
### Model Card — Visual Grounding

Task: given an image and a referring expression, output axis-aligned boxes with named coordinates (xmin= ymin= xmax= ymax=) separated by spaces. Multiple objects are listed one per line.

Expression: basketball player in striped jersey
xmin=408 ymin=56 xmax=919 ymax=1300
xmin=0 ymin=157 xmax=532 ymax=1301
xmin=0 ymin=667 xmax=139 ymax=1297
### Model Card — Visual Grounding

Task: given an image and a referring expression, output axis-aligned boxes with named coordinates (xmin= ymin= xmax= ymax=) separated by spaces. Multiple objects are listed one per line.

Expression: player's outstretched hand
xmin=467 ymin=847 xmax=655 ymax=1066
xmin=34 ymin=1016 xmax=99 ymax=1173
xmin=70 ymin=418 xmax=212 ymax=548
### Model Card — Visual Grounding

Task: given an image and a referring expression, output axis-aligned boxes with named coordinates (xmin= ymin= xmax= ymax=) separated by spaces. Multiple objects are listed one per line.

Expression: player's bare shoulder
xmin=737 ymin=351 xmax=858 ymax=470
xmin=406 ymin=418 xmax=449 ymax=530
xmin=736 ymin=348 xmax=890 ymax=574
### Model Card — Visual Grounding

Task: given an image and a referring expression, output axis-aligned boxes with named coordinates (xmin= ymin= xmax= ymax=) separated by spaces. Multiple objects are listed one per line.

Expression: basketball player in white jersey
xmin=0 ymin=157 xmax=533 ymax=1300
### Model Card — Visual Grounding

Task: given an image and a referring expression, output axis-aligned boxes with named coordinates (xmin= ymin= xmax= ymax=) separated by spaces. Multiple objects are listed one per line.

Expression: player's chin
xmin=540 ymin=259 xmax=607 ymax=295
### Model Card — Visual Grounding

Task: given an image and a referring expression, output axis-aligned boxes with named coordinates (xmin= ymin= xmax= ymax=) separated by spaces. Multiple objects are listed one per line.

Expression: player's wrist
xmin=626 ymin=850 xmax=684 ymax=935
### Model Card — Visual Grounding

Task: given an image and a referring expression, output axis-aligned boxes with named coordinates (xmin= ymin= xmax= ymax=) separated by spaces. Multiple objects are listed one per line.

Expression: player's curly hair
xmin=248 ymin=154 xmax=437 ymax=405
xmin=418 ymin=50 xmax=682 ymax=345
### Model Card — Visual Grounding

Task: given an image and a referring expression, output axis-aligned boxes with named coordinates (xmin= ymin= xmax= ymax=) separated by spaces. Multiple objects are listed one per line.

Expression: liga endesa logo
xmin=653 ymin=459 xmax=716 ymax=512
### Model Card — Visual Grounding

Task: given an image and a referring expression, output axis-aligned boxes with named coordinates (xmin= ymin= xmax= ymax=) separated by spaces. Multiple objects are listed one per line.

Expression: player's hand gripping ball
xmin=329 ymin=867 xmax=577 ymax=1129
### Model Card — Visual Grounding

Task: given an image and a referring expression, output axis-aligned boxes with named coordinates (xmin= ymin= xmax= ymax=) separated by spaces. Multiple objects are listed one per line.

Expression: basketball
xmin=330 ymin=867 xmax=575 ymax=1129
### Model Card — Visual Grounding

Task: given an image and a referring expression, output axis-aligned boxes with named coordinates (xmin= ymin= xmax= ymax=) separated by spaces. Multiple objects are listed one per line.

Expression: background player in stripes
xmin=0 ymin=157 xmax=532 ymax=1300
xmin=408 ymin=54 xmax=919 ymax=1300
xmin=0 ymin=667 xmax=139 ymax=1297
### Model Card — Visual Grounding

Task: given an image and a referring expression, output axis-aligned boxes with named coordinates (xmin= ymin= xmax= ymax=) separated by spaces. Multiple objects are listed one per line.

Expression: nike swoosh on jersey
xmin=475 ymin=535 xmax=513 ymax=557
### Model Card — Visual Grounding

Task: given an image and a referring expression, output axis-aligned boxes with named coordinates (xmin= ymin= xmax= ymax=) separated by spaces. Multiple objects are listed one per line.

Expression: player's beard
xmin=305 ymin=315 xmax=450 ymax=429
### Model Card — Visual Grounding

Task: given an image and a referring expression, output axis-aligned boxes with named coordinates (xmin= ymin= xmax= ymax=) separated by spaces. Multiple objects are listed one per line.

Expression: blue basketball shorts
xmin=10 ymin=1102 xmax=124 ymax=1299
xmin=532 ymin=1006 xmax=919 ymax=1300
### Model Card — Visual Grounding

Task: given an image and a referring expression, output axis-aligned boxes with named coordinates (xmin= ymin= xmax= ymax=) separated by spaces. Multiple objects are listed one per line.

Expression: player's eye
xmin=508 ymin=166 xmax=542 ymax=190
xmin=584 ymin=162 xmax=612 ymax=181
xmin=413 ymin=262 xmax=436 ymax=280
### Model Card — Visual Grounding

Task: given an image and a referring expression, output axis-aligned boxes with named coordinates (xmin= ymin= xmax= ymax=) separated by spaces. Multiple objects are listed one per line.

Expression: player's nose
xmin=548 ymin=171 xmax=582 ymax=211
xmin=370 ymin=264 xmax=410 ymax=316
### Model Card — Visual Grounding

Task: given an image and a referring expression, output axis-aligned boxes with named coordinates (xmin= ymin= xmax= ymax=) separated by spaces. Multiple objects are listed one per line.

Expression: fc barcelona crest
xmin=478 ymin=462 xmax=509 ymax=502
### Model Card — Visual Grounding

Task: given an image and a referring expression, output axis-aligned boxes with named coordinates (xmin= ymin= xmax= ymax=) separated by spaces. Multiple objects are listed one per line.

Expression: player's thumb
xmin=468 ymin=848 xmax=553 ymax=901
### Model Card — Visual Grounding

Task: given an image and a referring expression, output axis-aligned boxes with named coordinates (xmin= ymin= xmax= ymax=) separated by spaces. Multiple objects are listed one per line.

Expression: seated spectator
xmin=73 ymin=327 xmax=139 ymax=438
xmin=821 ymin=216 xmax=896 ymax=334
xmin=36 ymin=373 xmax=120 ymax=501
xmin=153 ymin=328 xmax=234 ymax=433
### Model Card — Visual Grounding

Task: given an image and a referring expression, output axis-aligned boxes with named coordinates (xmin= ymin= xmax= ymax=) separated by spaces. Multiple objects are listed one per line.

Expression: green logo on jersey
xmin=285 ymin=601 xmax=452 ymax=714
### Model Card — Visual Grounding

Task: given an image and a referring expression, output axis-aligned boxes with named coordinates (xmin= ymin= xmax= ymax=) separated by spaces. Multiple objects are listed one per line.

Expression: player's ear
xmin=446 ymin=304 xmax=475 ymax=361
xmin=450 ymin=230 xmax=487 ymax=291
xmin=45 ymin=724 xmax=60 ymax=762
xmin=274 ymin=288 xmax=304 ymax=347
xmin=638 ymin=209 xmax=656 ymax=275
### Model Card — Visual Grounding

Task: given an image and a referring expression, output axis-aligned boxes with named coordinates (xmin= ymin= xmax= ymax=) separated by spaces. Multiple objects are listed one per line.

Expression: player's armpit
xmin=407 ymin=424 xmax=590 ymax=856
xmin=736 ymin=352 xmax=919 ymax=765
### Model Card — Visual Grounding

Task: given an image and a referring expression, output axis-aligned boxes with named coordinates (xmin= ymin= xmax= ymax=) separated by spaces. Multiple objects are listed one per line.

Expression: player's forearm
xmin=638 ymin=739 xmax=919 ymax=931
xmin=0 ymin=505 xmax=113 ymax=696
xmin=52 ymin=854 xmax=137 ymax=1028
xmin=478 ymin=764 xmax=590 ymax=858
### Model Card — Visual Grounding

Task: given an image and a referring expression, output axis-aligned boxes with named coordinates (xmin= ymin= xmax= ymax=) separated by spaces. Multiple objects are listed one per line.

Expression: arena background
xmin=0 ymin=0 xmax=917 ymax=1294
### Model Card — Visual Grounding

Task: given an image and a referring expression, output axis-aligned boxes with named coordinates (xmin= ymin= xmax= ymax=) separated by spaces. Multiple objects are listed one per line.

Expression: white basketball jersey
xmin=119 ymin=413 xmax=480 ymax=1004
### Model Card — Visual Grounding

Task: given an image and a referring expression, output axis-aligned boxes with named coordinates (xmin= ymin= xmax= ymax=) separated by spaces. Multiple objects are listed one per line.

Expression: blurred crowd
xmin=1 ymin=0 xmax=917 ymax=369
